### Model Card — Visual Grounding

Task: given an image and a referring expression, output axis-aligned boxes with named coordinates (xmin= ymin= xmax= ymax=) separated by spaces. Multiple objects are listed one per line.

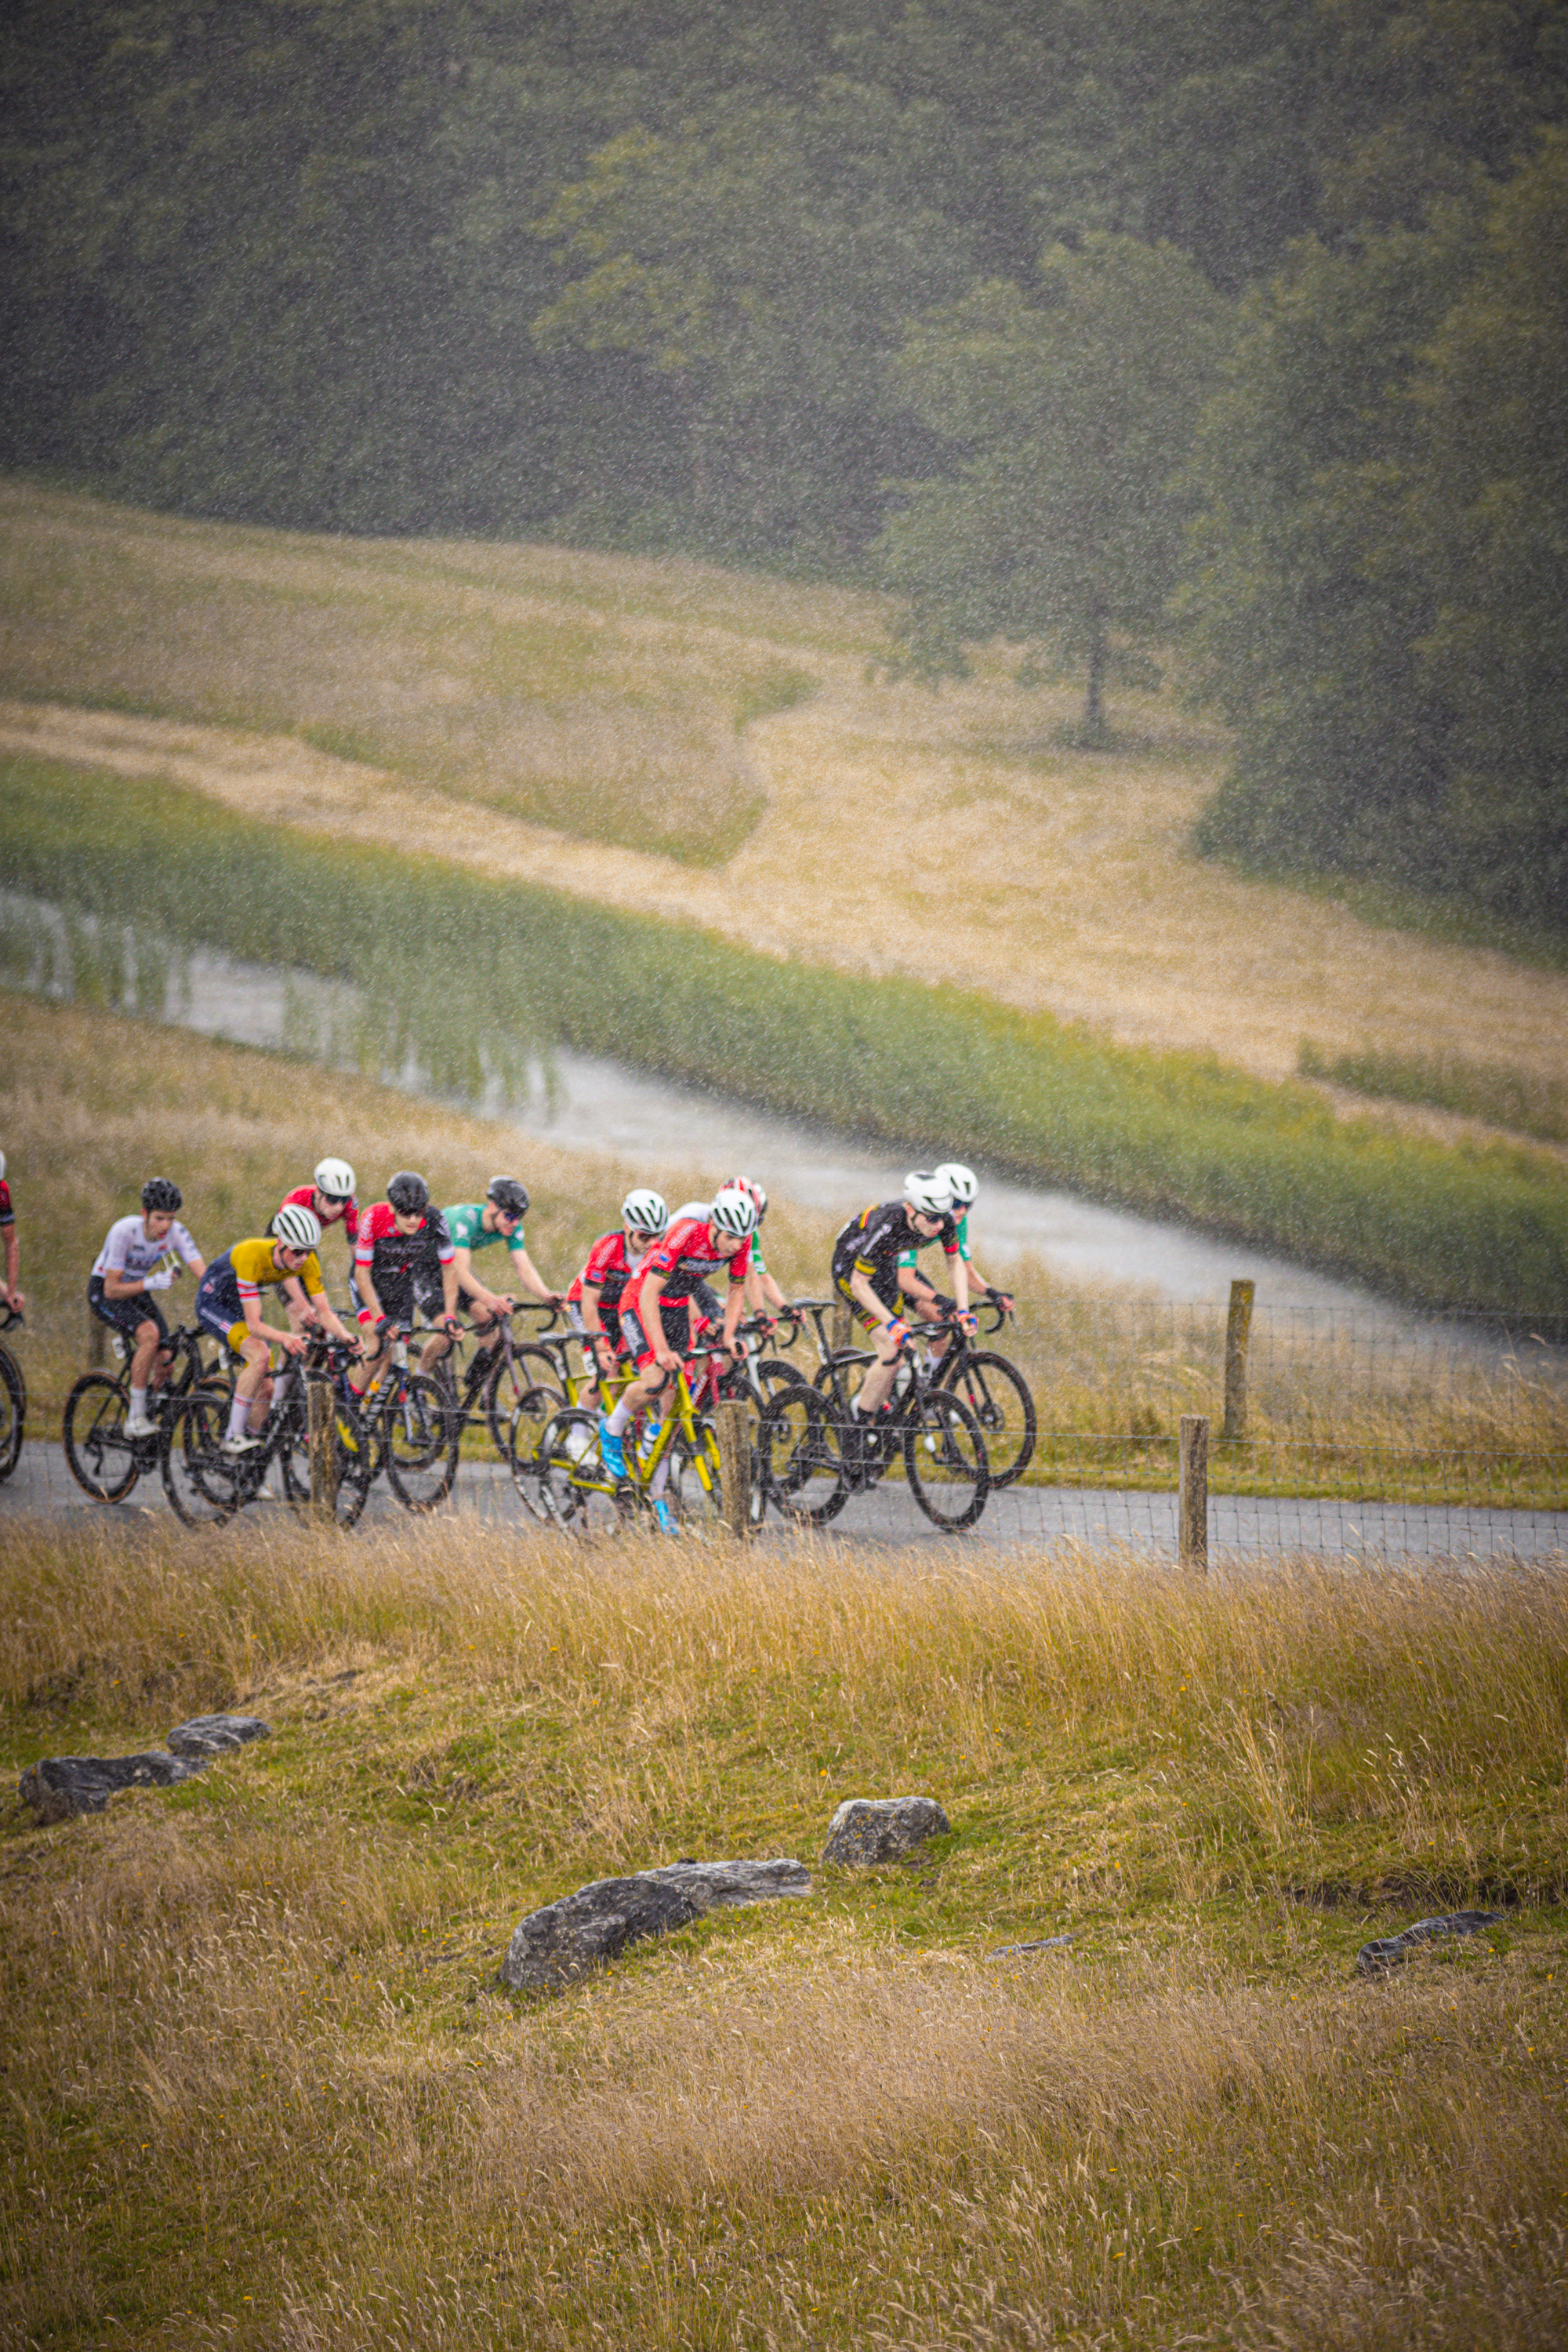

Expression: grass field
xmin=4 ymin=477 xmax=1567 ymax=1114
xmin=2 ymin=1521 xmax=1565 ymax=2348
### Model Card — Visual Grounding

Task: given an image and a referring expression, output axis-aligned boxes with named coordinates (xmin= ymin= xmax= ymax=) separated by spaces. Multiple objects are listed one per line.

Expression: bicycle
xmin=800 ymin=1294 xmax=1034 ymax=1488
xmin=0 ymin=1305 xmax=25 ymax=1485
xmin=514 ymin=1352 xmax=726 ymax=1534
xmin=346 ymin=1323 xmax=460 ymax=1512
xmin=423 ymin=1301 xmax=570 ymax=1460
xmin=773 ymin=1315 xmax=992 ymax=1531
xmin=162 ymin=1339 xmax=373 ymax=1529
xmin=63 ymin=1322 xmax=230 ymax=1504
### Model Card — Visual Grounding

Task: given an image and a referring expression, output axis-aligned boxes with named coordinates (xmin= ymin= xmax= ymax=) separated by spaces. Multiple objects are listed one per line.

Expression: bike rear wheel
xmin=63 ymin=1373 xmax=142 ymax=1502
xmin=939 ymin=1350 xmax=1036 ymax=1486
xmin=485 ymin=1345 xmax=567 ymax=1457
xmin=533 ymin=1406 xmax=624 ymax=1533
xmin=0 ymin=1345 xmax=23 ymax=1483
xmin=757 ymin=1385 xmax=848 ymax=1525
xmin=278 ymin=1386 xmax=376 ymax=1527
xmin=383 ymin=1374 xmax=459 ymax=1512
xmin=506 ymin=1384 xmax=561 ymax=1521
xmin=902 ymin=1389 xmax=990 ymax=1530
xmin=161 ymin=1391 xmax=242 ymax=1526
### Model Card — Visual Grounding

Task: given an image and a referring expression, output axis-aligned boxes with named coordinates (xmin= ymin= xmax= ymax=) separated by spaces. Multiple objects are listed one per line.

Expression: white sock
xmin=649 ymin=1448 xmax=672 ymax=1498
xmin=227 ymin=1395 xmax=251 ymax=1442
xmin=129 ymin=1386 xmax=148 ymax=1421
xmin=607 ymin=1398 xmax=634 ymax=1437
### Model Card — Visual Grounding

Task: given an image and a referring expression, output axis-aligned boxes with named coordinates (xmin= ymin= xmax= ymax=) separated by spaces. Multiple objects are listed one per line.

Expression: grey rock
xmin=501 ymin=1857 xmax=811 ymax=1991
xmin=822 ymin=1795 xmax=950 ymax=1867
xmin=165 ymin=1714 xmax=271 ymax=1757
xmin=20 ymin=1752 xmax=206 ymax=1824
xmin=1355 ymin=1909 xmax=1505 ymax=1977
xmin=987 ymin=1934 xmax=1075 ymax=1959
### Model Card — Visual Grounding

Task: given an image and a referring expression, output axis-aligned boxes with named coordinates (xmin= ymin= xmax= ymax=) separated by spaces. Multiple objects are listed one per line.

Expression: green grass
xmin=1301 ymin=1040 xmax=1568 ymax=1147
xmin=2 ymin=1522 xmax=1566 ymax=2348
xmin=5 ymin=750 xmax=1568 ymax=1316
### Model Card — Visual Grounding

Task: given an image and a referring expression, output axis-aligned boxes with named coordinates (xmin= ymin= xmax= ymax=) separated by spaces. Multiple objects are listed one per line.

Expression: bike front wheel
xmin=485 ymin=1345 xmax=567 ymax=1458
xmin=757 ymin=1384 xmax=848 ymax=1526
xmin=160 ymin=1391 xmax=242 ymax=1526
xmin=278 ymin=1387 xmax=376 ymax=1528
xmin=533 ymin=1406 xmax=624 ymax=1534
xmin=0 ymin=1345 xmax=24 ymax=1483
xmin=63 ymin=1374 xmax=141 ymax=1502
xmin=506 ymin=1384 xmax=561 ymax=1521
xmin=938 ymin=1350 xmax=1036 ymax=1486
xmin=902 ymin=1389 xmax=991 ymax=1530
xmin=665 ymin=1428 xmax=724 ymax=1528
xmin=383 ymin=1374 xmax=459 ymax=1512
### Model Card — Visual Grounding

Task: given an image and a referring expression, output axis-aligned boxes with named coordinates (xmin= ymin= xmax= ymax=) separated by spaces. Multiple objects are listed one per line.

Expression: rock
xmin=165 ymin=1714 xmax=271 ymax=1757
xmin=19 ymin=1752 xmax=206 ymax=1825
xmin=1355 ymin=1909 xmax=1505 ymax=1977
xmin=987 ymin=1933 xmax=1075 ymax=1959
xmin=822 ymin=1795 xmax=949 ymax=1867
xmin=500 ymin=1857 xmax=811 ymax=1991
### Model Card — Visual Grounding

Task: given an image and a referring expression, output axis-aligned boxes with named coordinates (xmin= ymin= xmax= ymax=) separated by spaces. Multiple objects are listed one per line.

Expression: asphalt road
xmin=6 ymin=1443 xmax=1566 ymax=1560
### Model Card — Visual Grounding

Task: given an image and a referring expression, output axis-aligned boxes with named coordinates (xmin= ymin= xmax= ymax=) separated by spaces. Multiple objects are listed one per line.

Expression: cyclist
xmin=564 ymin=1188 xmax=670 ymax=1385
xmin=910 ymin=1161 xmax=1015 ymax=1350
xmin=194 ymin=1203 xmax=360 ymax=1454
xmin=347 ymin=1171 xmax=461 ymax=1397
xmin=598 ymin=1185 xmax=759 ymax=1479
xmin=416 ymin=1177 xmax=561 ymax=1376
xmin=0 ymin=1150 xmax=22 ymax=1318
xmin=723 ymin=1175 xmax=792 ymax=1323
xmin=270 ymin=1156 xmax=361 ymax=1247
xmin=830 ymin=1171 xmax=975 ymax=1446
xmin=88 ymin=1179 xmax=207 ymax=1438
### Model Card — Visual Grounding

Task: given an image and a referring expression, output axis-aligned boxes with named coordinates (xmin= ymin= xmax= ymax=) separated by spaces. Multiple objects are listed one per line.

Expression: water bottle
xmin=637 ymin=1418 xmax=664 ymax=1468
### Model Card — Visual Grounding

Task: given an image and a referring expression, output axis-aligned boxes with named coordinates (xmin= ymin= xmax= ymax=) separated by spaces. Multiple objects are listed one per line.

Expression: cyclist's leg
xmin=89 ymin=1276 xmax=169 ymax=1432
xmin=347 ymin=1271 xmax=406 ymax=1395
xmin=837 ymin=1273 xmax=901 ymax=1415
xmin=224 ymin=1328 xmax=274 ymax=1447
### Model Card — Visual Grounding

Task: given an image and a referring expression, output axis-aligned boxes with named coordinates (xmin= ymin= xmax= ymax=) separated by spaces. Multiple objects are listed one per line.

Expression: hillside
xmin=5 ymin=480 xmax=1566 ymax=1112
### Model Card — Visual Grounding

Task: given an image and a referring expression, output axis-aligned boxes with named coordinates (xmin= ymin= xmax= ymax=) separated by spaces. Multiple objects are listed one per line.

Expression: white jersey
xmin=93 ymin=1215 xmax=201 ymax=1282
xmin=672 ymin=1200 xmax=713 ymax=1225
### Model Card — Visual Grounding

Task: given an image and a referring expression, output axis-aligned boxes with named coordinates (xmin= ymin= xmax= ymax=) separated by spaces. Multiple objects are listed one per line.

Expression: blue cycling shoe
xmin=652 ymin=1497 xmax=677 ymax=1534
xmin=597 ymin=1416 xmax=629 ymax=1479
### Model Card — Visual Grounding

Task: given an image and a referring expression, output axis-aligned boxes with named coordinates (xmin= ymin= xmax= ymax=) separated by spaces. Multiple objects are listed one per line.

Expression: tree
xmin=876 ymin=233 xmax=1231 ymax=738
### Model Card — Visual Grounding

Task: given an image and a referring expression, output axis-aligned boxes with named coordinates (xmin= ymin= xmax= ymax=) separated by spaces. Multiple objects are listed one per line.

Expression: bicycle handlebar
xmin=0 ymin=1305 xmax=22 ymax=1334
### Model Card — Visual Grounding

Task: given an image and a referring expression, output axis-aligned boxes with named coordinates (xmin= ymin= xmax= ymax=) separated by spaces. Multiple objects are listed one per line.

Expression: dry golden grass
xmin=2 ymin=1518 xmax=1566 ymax=2347
xmin=3 ymin=478 xmax=1566 ymax=1116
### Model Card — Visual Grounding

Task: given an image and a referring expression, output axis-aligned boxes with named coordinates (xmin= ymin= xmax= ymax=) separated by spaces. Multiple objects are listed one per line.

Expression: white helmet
xmin=903 ymin=1170 xmax=954 ymax=1218
xmin=725 ymin=1174 xmax=768 ymax=1219
xmin=710 ymin=1183 xmax=760 ymax=1238
xmin=622 ymin=1186 xmax=669 ymax=1238
xmin=314 ymin=1156 xmax=355 ymax=1201
xmin=274 ymin=1202 xmax=323 ymax=1252
xmin=935 ymin=1161 xmax=977 ymax=1207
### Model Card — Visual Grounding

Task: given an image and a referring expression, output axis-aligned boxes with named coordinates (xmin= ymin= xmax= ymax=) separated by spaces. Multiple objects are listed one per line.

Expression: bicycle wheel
xmin=383 ymin=1373 xmax=459 ymax=1512
xmin=62 ymin=1374 xmax=142 ymax=1503
xmin=506 ymin=1384 xmax=560 ymax=1520
xmin=485 ymin=1346 xmax=566 ymax=1458
xmin=278 ymin=1385 xmax=376 ymax=1528
xmin=757 ymin=1384 xmax=848 ymax=1526
xmin=665 ymin=1428 xmax=724 ymax=1528
xmin=940 ymin=1350 xmax=1036 ymax=1486
xmin=902 ymin=1388 xmax=990 ymax=1531
xmin=161 ymin=1390 xmax=241 ymax=1526
xmin=0 ymin=1346 xmax=23 ymax=1483
xmin=534 ymin=1406 xmax=624 ymax=1533
xmin=812 ymin=1349 xmax=875 ymax=1412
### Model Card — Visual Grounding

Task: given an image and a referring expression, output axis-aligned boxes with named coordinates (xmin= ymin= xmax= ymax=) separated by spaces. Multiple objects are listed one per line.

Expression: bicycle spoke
xmin=383 ymin=1373 xmax=459 ymax=1512
xmin=758 ymin=1385 xmax=847 ymax=1525
xmin=902 ymin=1391 xmax=990 ymax=1530
xmin=944 ymin=1350 xmax=1036 ymax=1486
xmin=160 ymin=1392 xmax=241 ymax=1526
xmin=63 ymin=1374 xmax=142 ymax=1503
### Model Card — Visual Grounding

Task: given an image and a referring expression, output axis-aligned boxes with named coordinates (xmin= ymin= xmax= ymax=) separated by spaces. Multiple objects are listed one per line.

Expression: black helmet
xmin=487 ymin=1174 xmax=530 ymax=1218
xmin=141 ymin=1177 xmax=183 ymax=1214
xmin=387 ymin=1171 xmax=430 ymax=1216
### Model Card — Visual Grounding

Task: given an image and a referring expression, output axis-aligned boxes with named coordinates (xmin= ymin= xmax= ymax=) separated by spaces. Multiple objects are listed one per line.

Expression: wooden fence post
xmin=308 ymin=1374 xmax=338 ymax=1523
xmin=714 ymin=1398 xmax=751 ymax=1538
xmin=1179 ymin=1414 xmax=1209 ymax=1572
xmin=829 ymin=1301 xmax=854 ymax=1356
xmin=1221 ymin=1278 xmax=1255 ymax=1441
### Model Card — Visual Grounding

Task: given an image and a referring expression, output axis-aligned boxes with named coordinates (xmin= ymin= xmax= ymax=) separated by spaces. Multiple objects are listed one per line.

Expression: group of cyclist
xmin=70 ymin=1145 xmax=1011 ymax=1496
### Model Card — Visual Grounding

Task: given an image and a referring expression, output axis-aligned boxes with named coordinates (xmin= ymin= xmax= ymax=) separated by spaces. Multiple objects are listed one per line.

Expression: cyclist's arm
xmin=964 ymin=1260 xmax=1013 ymax=1308
xmin=104 ymin=1266 xmax=160 ymax=1301
xmin=450 ymin=1245 xmax=509 ymax=1323
xmin=241 ymin=1291 xmax=302 ymax=1355
xmin=849 ymin=1266 xmax=902 ymax=1330
xmin=639 ymin=1268 xmax=682 ymax=1368
xmin=355 ymin=1261 xmax=390 ymax=1331
xmin=507 ymin=1245 xmax=560 ymax=1306
xmin=746 ymin=1262 xmax=789 ymax=1314
xmin=438 ymin=1254 xmax=462 ymax=1324
xmin=579 ymin=1280 xmax=616 ymax=1362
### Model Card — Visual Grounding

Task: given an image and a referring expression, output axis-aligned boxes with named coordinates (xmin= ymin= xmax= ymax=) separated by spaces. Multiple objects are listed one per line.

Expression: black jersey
xmin=831 ymin=1200 xmax=959 ymax=1290
xmin=354 ymin=1203 xmax=455 ymax=1290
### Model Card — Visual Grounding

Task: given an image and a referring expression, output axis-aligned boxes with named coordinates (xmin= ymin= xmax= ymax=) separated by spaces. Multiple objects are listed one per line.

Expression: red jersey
xmin=278 ymin=1182 xmax=359 ymax=1244
xmin=353 ymin=1201 xmax=454 ymax=1286
xmin=0 ymin=1179 xmax=12 ymax=1228
xmin=624 ymin=1216 xmax=750 ymax=1311
xmin=566 ymin=1229 xmax=637 ymax=1309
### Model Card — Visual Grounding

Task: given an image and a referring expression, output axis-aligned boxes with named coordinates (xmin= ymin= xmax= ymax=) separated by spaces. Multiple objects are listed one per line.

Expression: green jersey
xmin=443 ymin=1203 xmax=528 ymax=1261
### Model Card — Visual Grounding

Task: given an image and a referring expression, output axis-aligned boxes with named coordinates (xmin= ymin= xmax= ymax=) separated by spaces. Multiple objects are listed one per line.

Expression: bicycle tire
xmin=666 ymin=1428 xmax=724 ymax=1528
xmin=62 ymin=1373 xmax=143 ymax=1503
xmin=938 ymin=1349 xmax=1036 ymax=1486
xmin=757 ymin=1384 xmax=848 ymax=1526
xmin=533 ymin=1406 xmax=624 ymax=1533
xmin=811 ymin=1348 xmax=875 ymax=1414
xmin=277 ymin=1385 xmax=376 ymax=1527
xmin=383 ymin=1373 xmax=459 ymax=1512
xmin=902 ymin=1388 xmax=990 ymax=1530
xmin=485 ymin=1346 xmax=565 ymax=1458
xmin=160 ymin=1390 xmax=241 ymax=1526
xmin=506 ymin=1384 xmax=561 ymax=1520
xmin=0 ymin=1345 xmax=23 ymax=1483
